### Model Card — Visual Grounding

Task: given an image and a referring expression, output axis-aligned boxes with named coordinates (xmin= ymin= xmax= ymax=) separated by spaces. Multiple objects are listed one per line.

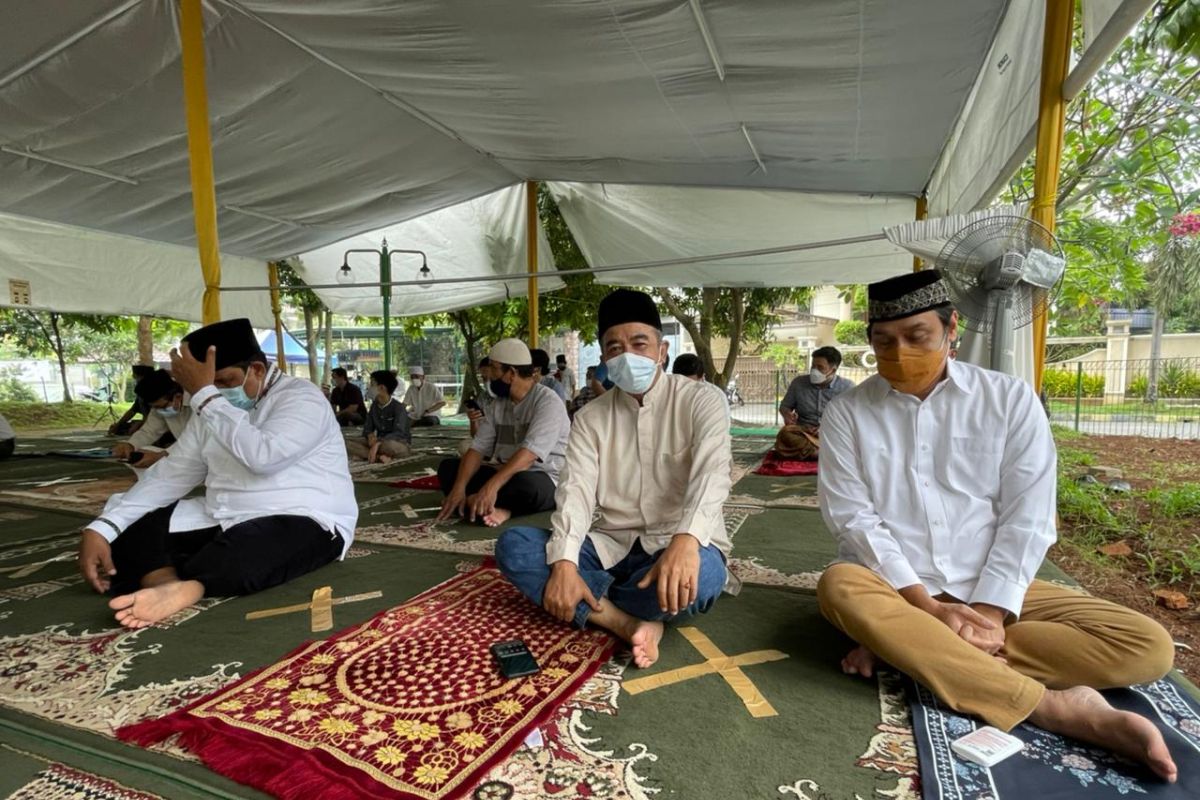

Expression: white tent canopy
xmin=549 ymin=182 xmax=914 ymax=288
xmin=0 ymin=211 xmax=273 ymax=325
xmin=0 ymin=0 xmax=1154 ymax=314
xmin=293 ymin=184 xmax=562 ymax=318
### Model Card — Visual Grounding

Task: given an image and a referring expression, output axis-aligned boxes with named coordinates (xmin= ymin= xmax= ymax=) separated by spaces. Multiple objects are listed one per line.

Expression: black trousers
xmin=436 ymin=458 xmax=557 ymax=517
xmin=109 ymin=503 xmax=343 ymax=597
xmin=0 ymin=438 xmax=13 ymax=459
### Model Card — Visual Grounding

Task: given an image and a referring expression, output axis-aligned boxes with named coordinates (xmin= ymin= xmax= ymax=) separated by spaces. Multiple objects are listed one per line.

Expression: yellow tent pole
xmin=912 ymin=194 xmax=928 ymax=272
xmin=526 ymin=179 xmax=539 ymax=347
xmin=1030 ymin=0 xmax=1075 ymax=393
xmin=267 ymin=261 xmax=287 ymax=370
xmin=179 ymin=0 xmax=222 ymax=325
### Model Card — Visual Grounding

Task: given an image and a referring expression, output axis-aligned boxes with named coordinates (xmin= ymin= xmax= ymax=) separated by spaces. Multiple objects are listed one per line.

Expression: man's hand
xmin=544 ymin=560 xmax=601 ymax=624
xmin=928 ymin=601 xmax=999 ymax=649
xmin=107 ymin=423 xmax=121 ymax=436
xmin=437 ymin=487 xmax=469 ymax=521
xmin=637 ymin=534 xmax=701 ymax=615
xmin=170 ymin=344 xmax=217 ymax=395
xmin=133 ymin=450 xmax=167 ymax=469
xmin=960 ymin=603 xmax=1007 ymax=654
xmin=111 ymin=442 xmax=135 ymax=460
xmin=782 ymin=408 xmax=799 ymax=426
xmin=78 ymin=529 xmax=116 ymax=593
xmin=367 ymin=440 xmax=381 ymax=463
xmin=467 ymin=409 xmax=484 ymax=422
xmin=469 ymin=480 xmax=500 ymax=521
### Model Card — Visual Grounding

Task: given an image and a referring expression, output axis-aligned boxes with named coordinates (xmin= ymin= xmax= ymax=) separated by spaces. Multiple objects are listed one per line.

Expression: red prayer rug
xmin=753 ymin=450 xmax=819 ymax=476
xmin=390 ymin=475 xmax=442 ymax=490
xmin=118 ymin=567 xmax=615 ymax=800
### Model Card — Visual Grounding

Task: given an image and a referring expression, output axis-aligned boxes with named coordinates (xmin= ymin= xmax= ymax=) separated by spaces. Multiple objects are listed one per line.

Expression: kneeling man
xmin=817 ymin=270 xmax=1177 ymax=781
xmin=496 ymin=290 xmax=732 ymax=668
xmin=437 ymin=339 xmax=569 ymax=527
xmin=78 ymin=319 xmax=358 ymax=629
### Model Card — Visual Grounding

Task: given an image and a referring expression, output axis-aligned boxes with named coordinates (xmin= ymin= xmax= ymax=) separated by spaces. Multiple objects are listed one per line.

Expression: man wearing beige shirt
xmin=495 ymin=289 xmax=732 ymax=668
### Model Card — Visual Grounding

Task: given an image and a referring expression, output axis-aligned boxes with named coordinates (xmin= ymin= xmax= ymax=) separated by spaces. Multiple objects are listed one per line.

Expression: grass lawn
xmin=0 ymin=400 xmax=133 ymax=432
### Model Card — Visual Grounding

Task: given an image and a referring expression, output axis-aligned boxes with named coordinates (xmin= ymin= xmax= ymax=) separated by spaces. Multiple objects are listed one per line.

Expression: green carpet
xmin=0 ymin=424 xmax=1157 ymax=800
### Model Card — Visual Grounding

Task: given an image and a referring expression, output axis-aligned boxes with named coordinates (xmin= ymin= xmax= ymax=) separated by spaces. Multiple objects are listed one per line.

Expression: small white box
xmin=951 ymin=726 xmax=1024 ymax=767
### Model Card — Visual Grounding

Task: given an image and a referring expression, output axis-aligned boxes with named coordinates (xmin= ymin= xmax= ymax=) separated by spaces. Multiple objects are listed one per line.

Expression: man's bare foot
xmin=378 ymin=454 xmax=393 ymax=464
xmin=1029 ymin=686 xmax=1177 ymax=782
xmin=108 ymin=580 xmax=204 ymax=629
xmin=629 ymin=621 xmax=665 ymax=668
xmin=586 ymin=599 xmax=665 ymax=668
xmin=841 ymin=644 xmax=878 ymax=678
xmin=482 ymin=507 xmax=512 ymax=528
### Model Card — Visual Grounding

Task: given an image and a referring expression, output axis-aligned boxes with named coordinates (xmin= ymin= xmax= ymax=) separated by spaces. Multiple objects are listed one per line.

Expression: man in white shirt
xmin=404 ymin=366 xmax=445 ymax=426
xmin=495 ymin=290 xmax=732 ymax=669
xmin=553 ymin=353 xmax=577 ymax=399
xmin=77 ymin=319 xmax=358 ymax=630
xmin=438 ymin=339 xmax=569 ymax=527
xmin=111 ymin=369 xmax=192 ymax=469
xmin=817 ymin=270 xmax=1177 ymax=782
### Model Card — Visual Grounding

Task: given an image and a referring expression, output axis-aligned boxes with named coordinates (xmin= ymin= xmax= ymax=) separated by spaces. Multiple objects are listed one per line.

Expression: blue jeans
xmin=495 ymin=526 xmax=728 ymax=629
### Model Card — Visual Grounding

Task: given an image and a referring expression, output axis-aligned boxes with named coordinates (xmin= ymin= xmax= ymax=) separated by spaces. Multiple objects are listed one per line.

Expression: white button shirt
xmin=817 ymin=360 xmax=1056 ymax=618
xmin=547 ymin=373 xmax=732 ymax=568
xmin=88 ymin=370 xmax=358 ymax=556
xmin=128 ymin=396 xmax=193 ymax=450
xmin=404 ymin=380 xmax=444 ymax=419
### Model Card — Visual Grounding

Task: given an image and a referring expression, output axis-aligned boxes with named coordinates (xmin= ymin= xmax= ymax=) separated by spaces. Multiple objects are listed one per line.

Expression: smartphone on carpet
xmin=491 ymin=640 xmax=539 ymax=678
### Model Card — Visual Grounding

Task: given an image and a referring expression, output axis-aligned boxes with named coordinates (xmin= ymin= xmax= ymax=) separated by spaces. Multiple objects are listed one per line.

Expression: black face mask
xmin=489 ymin=378 xmax=511 ymax=398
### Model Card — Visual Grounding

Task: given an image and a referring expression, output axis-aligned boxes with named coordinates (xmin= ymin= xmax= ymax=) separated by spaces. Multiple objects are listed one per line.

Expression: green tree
xmin=0 ymin=311 xmax=123 ymax=401
xmin=276 ymin=258 xmax=331 ymax=384
xmin=655 ymin=287 xmax=812 ymax=389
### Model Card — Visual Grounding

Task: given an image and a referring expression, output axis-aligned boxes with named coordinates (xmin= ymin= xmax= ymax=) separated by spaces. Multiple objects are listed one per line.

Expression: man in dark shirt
xmin=329 ymin=367 xmax=365 ymax=427
xmin=346 ymin=370 xmax=411 ymax=463
xmin=109 ymin=364 xmax=155 ymax=436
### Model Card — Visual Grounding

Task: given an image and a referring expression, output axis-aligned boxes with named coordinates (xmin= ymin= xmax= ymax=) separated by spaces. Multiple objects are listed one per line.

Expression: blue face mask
xmin=156 ymin=405 xmax=179 ymax=419
xmin=219 ymin=369 xmax=259 ymax=410
xmin=605 ymin=353 xmax=658 ymax=394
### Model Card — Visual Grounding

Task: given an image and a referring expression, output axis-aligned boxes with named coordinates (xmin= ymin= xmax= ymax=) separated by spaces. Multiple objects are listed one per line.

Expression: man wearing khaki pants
xmin=817 ymin=269 xmax=1178 ymax=783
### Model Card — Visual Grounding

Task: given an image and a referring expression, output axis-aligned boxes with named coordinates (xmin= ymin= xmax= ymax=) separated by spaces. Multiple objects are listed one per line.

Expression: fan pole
xmin=1029 ymin=0 xmax=1075 ymax=391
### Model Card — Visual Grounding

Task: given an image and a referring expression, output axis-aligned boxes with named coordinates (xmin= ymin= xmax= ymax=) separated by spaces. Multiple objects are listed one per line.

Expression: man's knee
xmin=1119 ymin=614 xmax=1175 ymax=684
xmin=816 ymin=562 xmax=875 ymax=611
xmin=494 ymin=526 xmax=549 ymax=573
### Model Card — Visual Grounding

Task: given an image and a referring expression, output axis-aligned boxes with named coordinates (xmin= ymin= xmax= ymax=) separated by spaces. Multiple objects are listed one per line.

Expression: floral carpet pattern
xmin=120 ymin=568 xmax=616 ymax=800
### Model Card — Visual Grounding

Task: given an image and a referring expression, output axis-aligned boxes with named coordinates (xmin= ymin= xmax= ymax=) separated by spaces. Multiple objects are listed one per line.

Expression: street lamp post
xmin=338 ymin=238 xmax=431 ymax=373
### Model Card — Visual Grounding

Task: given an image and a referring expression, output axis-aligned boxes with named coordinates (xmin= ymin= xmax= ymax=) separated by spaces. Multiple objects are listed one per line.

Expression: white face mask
xmin=809 ymin=368 xmax=827 ymax=384
xmin=605 ymin=353 xmax=658 ymax=394
xmin=411 ymin=377 xmax=423 ymax=388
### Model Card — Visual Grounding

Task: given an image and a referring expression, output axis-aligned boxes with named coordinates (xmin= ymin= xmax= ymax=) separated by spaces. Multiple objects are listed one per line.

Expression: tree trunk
xmin=453 ymin=311 xmax=481 ymax=412
xmin=1147 ymin=310 xmax=1164 ymax=404
xmin=718 ymin=288 xmax=745 ymax=388
xmin=656 ymin=291 xmax=719 ymax=385
xmin=137 ymin=315 xmax=154 ymax=365
xmin=49 ymin=312 xmax=72 ymax=403
xmin=322 ymin=310 xmax=334 ymax=386
xmin=303 ymin=307 xmax=319 ymax=384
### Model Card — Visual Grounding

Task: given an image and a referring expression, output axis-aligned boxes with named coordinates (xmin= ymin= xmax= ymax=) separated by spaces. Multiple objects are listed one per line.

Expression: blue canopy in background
xmin=258 ymin=330 xmax=337 ymax=367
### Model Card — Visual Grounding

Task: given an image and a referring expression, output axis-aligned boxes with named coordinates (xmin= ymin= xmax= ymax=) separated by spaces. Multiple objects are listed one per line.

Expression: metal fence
xmin=722 ymin=356 xmax=876 ymax=428
xmin=1044 ymin=357 xmax=1200 ymax=439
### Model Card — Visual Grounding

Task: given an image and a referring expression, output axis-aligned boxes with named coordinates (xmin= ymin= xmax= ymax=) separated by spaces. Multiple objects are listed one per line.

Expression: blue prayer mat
xmin=910 ymin=677 xmax=1200 ymax=799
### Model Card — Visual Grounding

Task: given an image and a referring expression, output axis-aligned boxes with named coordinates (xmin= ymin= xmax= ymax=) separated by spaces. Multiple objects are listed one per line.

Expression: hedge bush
xmin=1126 ymin=364 xmax=1200 ymax=399
xmin=834 ymin=320 xmax=868 ymax=345
xmin=1043 ymin=368 xmax=1105 ymax=398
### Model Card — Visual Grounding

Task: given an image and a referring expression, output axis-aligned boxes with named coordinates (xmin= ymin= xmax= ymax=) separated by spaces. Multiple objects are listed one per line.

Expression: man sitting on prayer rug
xmin=111 ymin=369 xmax=191 ymax=469
xmin=108 ymin=364 xmax=156 ymax=436
xmin=78 ymin=318 xmax=358 ymax=629
xmin=816 ymin=269 xmax=1178 ymax=782
xmin=346 ymin=369 xmax=412 ymax=463
xmin=779 ymin=346 xmax=853 ymax=431
xmin=437 ymin=338 xmax=570 ymax=527
xmin=403 ymin=365 xmax=445 ymax=426
xmin=496 ymin=289 xmax=732 ymax=669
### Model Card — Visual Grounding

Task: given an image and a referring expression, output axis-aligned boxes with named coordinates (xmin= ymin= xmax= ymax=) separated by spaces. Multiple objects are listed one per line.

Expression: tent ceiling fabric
xmin=0 ymin=211 xmax=274 ymax=326
xmin=1 ymin=0 xmax=1009 ymax=262
xmin=294 ymin=184 xmax=562 ymax=319
xmin=549 ymin=182 xmax=914 ymax=287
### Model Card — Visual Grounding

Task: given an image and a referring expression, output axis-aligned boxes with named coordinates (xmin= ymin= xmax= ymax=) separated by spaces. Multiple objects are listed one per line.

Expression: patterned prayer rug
xmin=119 ymin=566 xmax=616 ymax=800
xmin=909 ymin=676 xmax=1200 ymax=799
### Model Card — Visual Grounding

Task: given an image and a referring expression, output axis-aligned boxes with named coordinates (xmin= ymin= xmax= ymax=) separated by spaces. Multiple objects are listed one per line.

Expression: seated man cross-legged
xmin=437 ymin=338 xmax=569 ymax=528
xmin=817 ymin=270 xmax=1177 ymax=782
xmin=346 ymin=370 xmax=412 ymax=463
xmin=495 ymin=289 xmax=733 ymax=668
xmin=111 ymin=369 xmax=192 ymax=469
xmin=77 ymin=318 xmax=358 ymax=629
